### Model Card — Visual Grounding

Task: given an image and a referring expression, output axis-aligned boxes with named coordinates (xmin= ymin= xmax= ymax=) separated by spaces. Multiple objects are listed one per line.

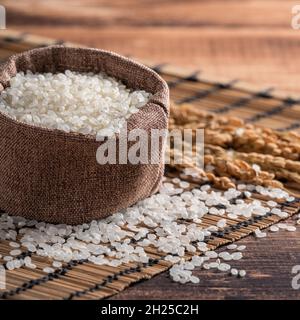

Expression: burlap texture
xmin=0 ymin=46 xmax=169 ymax=224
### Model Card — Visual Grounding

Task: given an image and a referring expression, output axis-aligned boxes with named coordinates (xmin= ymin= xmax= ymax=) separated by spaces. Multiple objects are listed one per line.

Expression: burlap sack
xmin=0 ymin=46 xmax=169 ymax=224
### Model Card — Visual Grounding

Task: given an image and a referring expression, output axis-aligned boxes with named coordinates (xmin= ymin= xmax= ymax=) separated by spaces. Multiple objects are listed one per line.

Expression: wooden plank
xmin=2 ymin=0 xmax=300 ymax=94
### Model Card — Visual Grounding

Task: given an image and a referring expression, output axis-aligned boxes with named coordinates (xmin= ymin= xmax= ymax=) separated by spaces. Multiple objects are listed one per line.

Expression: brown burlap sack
xmin=0 ymin=46 xmax=169 ymax=225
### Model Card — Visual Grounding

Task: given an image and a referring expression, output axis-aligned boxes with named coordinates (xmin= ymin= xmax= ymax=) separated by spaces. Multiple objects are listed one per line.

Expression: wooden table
xmin=3 ymin=0 xmax=300 ymax=96
xmin=2 ymin=0 xmax=300 ymax=300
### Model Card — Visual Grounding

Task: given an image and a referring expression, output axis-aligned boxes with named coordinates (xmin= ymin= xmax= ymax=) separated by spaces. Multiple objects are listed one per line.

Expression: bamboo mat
xmin=0 ymin=30 xmax=299 ymax=300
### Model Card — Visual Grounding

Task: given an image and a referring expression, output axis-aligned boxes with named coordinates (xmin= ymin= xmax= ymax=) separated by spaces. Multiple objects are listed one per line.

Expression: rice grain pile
xmin=0 ymin=70 xmax=151 ymax=136
xmin=0 ymin=178 xmax=297 ymax=284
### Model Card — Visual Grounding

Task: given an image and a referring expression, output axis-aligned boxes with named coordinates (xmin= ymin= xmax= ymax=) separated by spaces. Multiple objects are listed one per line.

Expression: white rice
xmin=0 ymin=70 xmax=151 ymax=136
xmin=0 ymin=180 xmax=297 ymax=283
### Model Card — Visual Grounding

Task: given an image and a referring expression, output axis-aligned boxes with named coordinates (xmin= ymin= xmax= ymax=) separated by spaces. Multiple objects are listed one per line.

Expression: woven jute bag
xmin=0 ymin=46 xmax=169 ymax=224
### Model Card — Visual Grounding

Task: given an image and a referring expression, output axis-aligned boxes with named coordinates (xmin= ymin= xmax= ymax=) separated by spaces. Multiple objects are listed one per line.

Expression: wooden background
xmin=3 ymin=0 xmax=300 ymax=95
xmin=1 ymin=0 xmax=300 ymax=300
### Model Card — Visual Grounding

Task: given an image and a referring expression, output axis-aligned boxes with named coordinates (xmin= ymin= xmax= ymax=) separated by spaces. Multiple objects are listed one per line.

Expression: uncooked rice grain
xmin=230 ymin=268 xmax=239 ymax=276
xmin=270 ymin=225 xmax=279 ymax=232
xmin=0 ymin=70 xmax=151 ymax=136
xmin=286 ymin=226 xmax=297 ymax=232
xmin=227 ymin=244 xmax=237 ymax=250
xmin=239 ymin=270 xmax=246 ymax=277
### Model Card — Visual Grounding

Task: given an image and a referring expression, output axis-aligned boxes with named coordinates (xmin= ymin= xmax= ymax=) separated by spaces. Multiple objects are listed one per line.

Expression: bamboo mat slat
xmin=0 ymin=30 xmax=299 ymax=300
